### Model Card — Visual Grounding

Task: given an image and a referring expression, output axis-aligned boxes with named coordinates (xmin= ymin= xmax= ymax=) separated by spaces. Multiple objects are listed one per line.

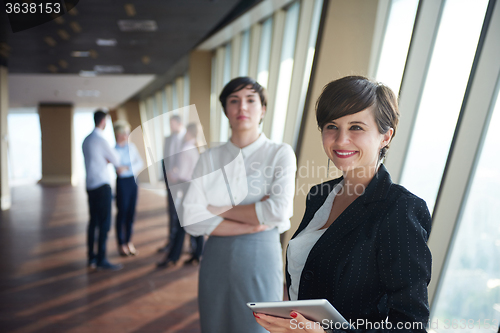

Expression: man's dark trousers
xmin=87 ymin=184 xmax=112 ymax=265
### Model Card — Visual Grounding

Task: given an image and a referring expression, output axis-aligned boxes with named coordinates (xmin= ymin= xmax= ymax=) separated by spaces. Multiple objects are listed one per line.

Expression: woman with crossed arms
xmin=183 ymin=77 xmax=297 ymax=333
xmin=254 ymin=76 xmax=432 ymax=333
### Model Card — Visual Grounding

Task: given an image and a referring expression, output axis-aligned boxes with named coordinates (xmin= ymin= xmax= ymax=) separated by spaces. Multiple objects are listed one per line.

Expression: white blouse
xmin=182 ymin=133 xmax=297 ymax=236
xmin=287 ymin=180 xmax=344 ymax=301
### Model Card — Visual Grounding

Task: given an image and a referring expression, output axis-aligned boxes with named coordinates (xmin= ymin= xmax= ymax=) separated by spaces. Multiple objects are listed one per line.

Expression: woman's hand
xmin=253 ymin=311 xmax=326 ymax=333
xmin=207 ymin=204 xmax=231 ymax=217
xmin=252 ymin=224 xmax=269 ymax=233
xmin=116 ymin=166 xmax=128 ymax=175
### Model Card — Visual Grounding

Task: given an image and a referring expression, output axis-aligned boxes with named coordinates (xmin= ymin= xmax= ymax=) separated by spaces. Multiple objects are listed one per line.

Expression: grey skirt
xmin=198 ymin=228 xmax=283 ymax=333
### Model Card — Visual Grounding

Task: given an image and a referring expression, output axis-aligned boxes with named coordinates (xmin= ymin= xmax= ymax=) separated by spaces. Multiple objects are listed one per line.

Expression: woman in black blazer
xmin=254 ymin=76 xmax=432 ymax=332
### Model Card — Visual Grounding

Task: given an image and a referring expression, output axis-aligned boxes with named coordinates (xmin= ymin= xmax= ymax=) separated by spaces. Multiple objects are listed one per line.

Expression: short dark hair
xmin=316 ymin=75 xmax=399 ymax=160
xmin=219 ymin=77 xmax=267 ymax=113
xmin=94 ymin=110 xmax=107 ymax=126
xmin=170 ymin=115 xmax=182 ymax=123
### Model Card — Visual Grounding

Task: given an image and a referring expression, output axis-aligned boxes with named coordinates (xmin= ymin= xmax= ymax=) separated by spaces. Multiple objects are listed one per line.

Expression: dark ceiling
xmin=0 ymin=0 xmax=261 ymax=76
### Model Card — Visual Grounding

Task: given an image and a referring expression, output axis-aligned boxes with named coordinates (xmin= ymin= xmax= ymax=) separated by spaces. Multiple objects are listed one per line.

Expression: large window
xmin=239 ymin=29 xmax=250 ymax=77
xmin=431 ymin=84 xmax=500 ymax=331
xmin=375 ymin=0 xmax=419 ymax=94
xmin=219 ymin=43 xmax=232 ymax=142
xmin=7 ymin=110 xmax=41 ymax=185
xmin=399 ymin=0 xmax=489 ymax=212
xmin=270 ymin=1 xmax=300 ymax=143
xmin=257 ymin=17 xmax=273 ymax=87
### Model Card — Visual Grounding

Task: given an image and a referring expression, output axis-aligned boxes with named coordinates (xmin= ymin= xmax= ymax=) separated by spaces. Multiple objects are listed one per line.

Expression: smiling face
xmin=322 ymin=107 xmax=393 ymax=174
xmin=224 ymin=86 xmax=266 ymax=133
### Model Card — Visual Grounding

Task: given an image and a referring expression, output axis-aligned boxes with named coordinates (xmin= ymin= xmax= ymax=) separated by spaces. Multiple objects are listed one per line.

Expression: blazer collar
xmin=298 ymin=164 xmax=393 ymax=263
xmin=361 ymin=164 xmax=393 ymax=205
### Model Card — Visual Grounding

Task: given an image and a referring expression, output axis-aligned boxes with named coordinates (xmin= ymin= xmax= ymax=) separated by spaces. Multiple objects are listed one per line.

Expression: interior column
xmin=38 ymin=103 xmax=75 ymax=186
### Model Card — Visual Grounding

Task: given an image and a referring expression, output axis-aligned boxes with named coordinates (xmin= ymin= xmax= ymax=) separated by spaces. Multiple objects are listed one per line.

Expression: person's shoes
xmin=127 ymin=242 xmax=137 ymax=256
xmin=97 ymin=260 xmax=123 ymax=271
xmin=183 ymin=256 xmax=200 ymax=265
xmin=118 ymin=244 xmax=130 ymax=257
xmin=156 ymin=258 xmax=176 ymax=269
xmin=88 ymin=258 xmax=97 ymax=269
xmin=157 ymin=244 xmax=170 ymax=253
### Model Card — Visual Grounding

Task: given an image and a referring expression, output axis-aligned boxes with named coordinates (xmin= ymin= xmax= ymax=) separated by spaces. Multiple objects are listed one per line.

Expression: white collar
xmin=94 ymin=127 xmax=104 ymax=137
xmin=226 ymin=133 xmax=267 ymax=158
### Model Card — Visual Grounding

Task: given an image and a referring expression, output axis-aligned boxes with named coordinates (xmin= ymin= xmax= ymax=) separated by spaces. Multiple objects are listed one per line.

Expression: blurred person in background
xmin=157 ymin=123 xmax=204 ymax=267
xmin=158 ymin=115 xmax=186 ymax=253
xmin=82 ymin=110 xmax=125 ymax=271
xmin=114 ymin=120 xmax=143 ymax=257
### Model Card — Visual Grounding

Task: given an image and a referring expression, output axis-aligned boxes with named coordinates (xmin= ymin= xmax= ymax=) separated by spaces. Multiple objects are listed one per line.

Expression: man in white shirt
xmin=82 ymin=110 xmax=126 ymax=271
xmin=157 ymin=123 xmax=203 ymax=268
xmin=158 ymin=115 xmax=185 ymax=253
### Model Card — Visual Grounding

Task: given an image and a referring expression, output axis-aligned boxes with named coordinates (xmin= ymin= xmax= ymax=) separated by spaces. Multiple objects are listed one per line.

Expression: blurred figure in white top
xmin=113 ymin=120 xmax=143 ymax=257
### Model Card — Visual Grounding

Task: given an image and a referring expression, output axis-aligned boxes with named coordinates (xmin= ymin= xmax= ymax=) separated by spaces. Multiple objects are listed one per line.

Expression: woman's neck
xmin=342 ymin=164 xmax=380 ymax=196
xmin=230 ymin=129 xmax=260 ymax=148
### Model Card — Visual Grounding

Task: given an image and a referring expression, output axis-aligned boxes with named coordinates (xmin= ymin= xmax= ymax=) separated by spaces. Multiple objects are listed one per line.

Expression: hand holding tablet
xmin=247 ymin=299 xmax=352 ymax=331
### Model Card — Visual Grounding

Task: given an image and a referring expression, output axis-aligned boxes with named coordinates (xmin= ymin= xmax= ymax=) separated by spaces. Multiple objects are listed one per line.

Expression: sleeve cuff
xmin=203 ymin=216 xmax=224 ymax=235
xmin=254 ymin=201 xmax=265 ymax=225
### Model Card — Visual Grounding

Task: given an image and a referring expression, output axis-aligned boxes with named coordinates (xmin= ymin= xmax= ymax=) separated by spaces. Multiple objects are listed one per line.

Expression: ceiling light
xmin=58 ymin=29 xmax=70 ymax=40
xmin=79 ymin=70 xmax=97 ymax=77
xmin=96 ymin=39 xmax=117 ymax=46
xmin=70 ymin=22 xmax=82 ymax=33
xmin=48 ymin=65 xmax=58 ymax=73
xmin=89 ymin=49 xmax=98 ymax=58
xmin=68 ymin=7 xmax=78 ymax=15
xmin=44 ymin=37 xmax=56 ymax=46
xmin=71 ymin=51 xmax=90 ymax=57
xmin=142 ymin=56 xmax=150 ymax=64
xmin=58 ymin=60 xmax=68 ymax=68
xmin=118 ymin=20 xmax=157 ymax=32
xmin=94 ymin=65 xmax=124 ymax=74
xmin=124 ymin=4 xmax=136 ymax=17
xmin=54 ymin=16 xmax=64 ymax=24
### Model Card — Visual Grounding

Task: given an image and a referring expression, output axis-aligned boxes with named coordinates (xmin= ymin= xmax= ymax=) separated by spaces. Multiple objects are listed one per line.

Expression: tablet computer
xmin=247 ymin=299 xmax=351 ymax=328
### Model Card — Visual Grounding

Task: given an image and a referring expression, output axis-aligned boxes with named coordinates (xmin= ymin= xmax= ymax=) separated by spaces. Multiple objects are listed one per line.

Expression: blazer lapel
xmin=305 ymin=165 xmax=393 ymax=262
xmin=291 ymin=178 xmax=343 ymax=240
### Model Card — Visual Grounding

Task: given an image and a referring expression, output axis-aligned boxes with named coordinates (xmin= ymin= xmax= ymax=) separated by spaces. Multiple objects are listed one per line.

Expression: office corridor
xmin=0 ymin=183 xmax=200 ymax=333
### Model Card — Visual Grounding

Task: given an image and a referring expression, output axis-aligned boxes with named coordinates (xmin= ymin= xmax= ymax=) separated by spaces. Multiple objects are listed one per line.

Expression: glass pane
xmin=239 ymin=29 xmax=250 ymax=77
xmin=430 ymin=86 xmax=500 ymax=332
xmin=375 ymin=0 xmax=419 ymax=94
xmin=162 ymin=90 xmax=170 ymax=136
xmin=257 ymin=17 xmax=273 ymax=87
xmin=400 ymin=0 xmax=488 ymax=212
xmin=7 ymin=111 xmax=41 ymax=185
xmin=184 ymin=72 xmax=190 ymax=107
xmin=220 ymin=44 xmax=232 ymax=142
xmin=210 ymin=54 xmax=217 ymax=143
xmin=270 ymin=0 xmax=300 ymax=143
xmin=172 ymin=84 xmax=179 ymax=110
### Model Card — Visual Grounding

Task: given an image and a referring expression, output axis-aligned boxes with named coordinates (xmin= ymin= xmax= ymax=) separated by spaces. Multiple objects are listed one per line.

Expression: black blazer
xmin=286 ymin=165 xmax=432 ymax=332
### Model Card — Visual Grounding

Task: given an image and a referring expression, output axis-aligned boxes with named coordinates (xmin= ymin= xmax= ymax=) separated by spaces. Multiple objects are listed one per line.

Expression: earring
xmin=327 ymin=158 xmax=330 ymax=177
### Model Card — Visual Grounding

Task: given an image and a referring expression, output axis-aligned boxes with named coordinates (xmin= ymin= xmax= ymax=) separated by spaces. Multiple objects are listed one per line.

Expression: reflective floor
xmin=0 ymin=183 xmax=200 ymax=333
